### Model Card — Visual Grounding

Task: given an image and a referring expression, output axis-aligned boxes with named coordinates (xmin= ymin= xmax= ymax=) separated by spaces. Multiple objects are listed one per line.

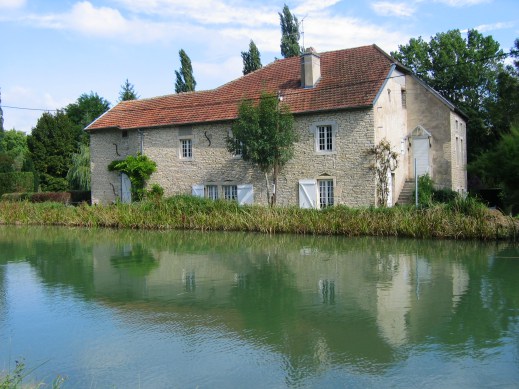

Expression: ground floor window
xmin=319 ymin=179 xmax=334 ymax=208
xmin=193 ymin=184 xmax=253 ymax=205
xmin=223 ymin=185 xmax=238 ymax=201
xmin=204 ymin=185 xmax=218 ymax=200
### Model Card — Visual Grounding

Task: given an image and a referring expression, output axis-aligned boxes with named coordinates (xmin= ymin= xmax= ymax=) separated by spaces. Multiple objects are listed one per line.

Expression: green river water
xmin=0 ymin=226 xmax=517 ymax=388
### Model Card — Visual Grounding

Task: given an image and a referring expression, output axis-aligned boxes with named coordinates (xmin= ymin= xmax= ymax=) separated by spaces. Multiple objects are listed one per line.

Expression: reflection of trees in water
xmin=0 ymin=225 xmax=518 ymax=379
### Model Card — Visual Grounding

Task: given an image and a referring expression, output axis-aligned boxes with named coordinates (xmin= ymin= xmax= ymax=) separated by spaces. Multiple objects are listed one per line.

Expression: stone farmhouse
xmin=86 ymin=45 xmax=467 ymax=207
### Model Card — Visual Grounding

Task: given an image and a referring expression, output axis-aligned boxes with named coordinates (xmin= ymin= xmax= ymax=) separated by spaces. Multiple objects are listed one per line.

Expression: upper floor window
xmin=312 ymin=121 xmax=337 ymax=154
xmin=228 ymin=130 xmax=243 ymax=158
xmin=180 ymin=138 xmax=192 ymax=159
xmin=318 ymin=125 xmax=333 ymax=151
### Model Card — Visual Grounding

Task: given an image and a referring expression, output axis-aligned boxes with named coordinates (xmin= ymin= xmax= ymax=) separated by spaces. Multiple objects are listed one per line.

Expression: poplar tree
xmin=119 ymin=79 xmax=139 ymax=101
xmin=241 ymin=40 xmax=262 ymax=75
xmin=0 ymin=88 xmax=4 ymax=134
xmin=279 ymin=4 xmax=301 ymax=58
xmin=175 ymin=49 xmax=196 ymax=93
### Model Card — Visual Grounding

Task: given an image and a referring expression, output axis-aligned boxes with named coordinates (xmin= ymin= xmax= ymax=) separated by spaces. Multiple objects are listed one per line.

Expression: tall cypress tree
xmin=0 ymin=88 xmax=4 ymax=134
xmin=241 ymin=40 xmax=262 ymax=75
xmin=279 ymin=4 xmax=301 ymax=58
xmin=175 ymin=49 xmax=196 ymax=93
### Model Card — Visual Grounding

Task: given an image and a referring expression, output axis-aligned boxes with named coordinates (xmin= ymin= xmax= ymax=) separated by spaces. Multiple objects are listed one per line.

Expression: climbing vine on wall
xmin=108 ymin=154 xmax=157 ymax=201
xmin=367 ymin=139 xmax=399 ymax=207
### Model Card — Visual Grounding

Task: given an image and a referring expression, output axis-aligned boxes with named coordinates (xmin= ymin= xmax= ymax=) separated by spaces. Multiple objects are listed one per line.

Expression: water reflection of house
xmin=90 ymin=238 xmax=472 ymax=372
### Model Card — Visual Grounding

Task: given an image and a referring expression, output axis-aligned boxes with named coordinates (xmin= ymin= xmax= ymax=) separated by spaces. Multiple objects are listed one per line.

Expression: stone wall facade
xmin=406 ymin=76 xmax=467 ymax=192
xmin=90 ymin=109 xmax=377 ymax=207
xmin=90 ymin=74 xmax=466 ymax=206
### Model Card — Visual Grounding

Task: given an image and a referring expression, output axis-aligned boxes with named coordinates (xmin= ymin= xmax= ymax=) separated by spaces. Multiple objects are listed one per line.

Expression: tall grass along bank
xmin=0 ymin=195 xmax=517 ymax=240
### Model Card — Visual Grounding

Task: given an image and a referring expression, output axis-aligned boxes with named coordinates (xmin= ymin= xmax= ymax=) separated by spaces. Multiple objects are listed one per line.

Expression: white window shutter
xmin=237 ymin=184 xmax=253 ymax=205
xmin=299 ymin=179 xmax=317 ymax=209
xmin=192 ymin=185 xmax=204 ymax=198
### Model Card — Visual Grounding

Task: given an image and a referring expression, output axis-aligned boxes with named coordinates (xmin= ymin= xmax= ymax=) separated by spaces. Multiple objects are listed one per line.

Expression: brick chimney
xmin=301 ymin=47 xmax=321 ymax=88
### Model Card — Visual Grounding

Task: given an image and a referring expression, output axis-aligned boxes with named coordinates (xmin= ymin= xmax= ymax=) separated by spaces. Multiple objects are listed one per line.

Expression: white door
xmin=121 ymin=173 xmax=131 ymax=203
xmin=412 ymin=138 xmax=429 ymax=177
xmin=299 ymin=179 xmax=317 ymax=209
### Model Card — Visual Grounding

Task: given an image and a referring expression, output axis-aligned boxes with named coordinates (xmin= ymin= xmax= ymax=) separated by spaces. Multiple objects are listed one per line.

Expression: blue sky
xmin=1 ymin=0 xmax=518 ymax=133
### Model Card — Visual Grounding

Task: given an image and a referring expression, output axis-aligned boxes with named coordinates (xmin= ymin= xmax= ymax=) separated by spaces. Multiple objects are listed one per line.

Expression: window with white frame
xmin=318 ymin=125 xmax=333 ymax=151
xmin=180 ymin=138 xmax=192 ymax=159
xmin=230 ymin=134 xmax=243 ymax=158
xmin=205 ymin=185 xmax=218 ymax=200
xmin=223 ymin=185 xmax=238 ymax=201
xmin=318 ymin=179 xmax=334 ymax=208
xmin=312 ymin=121 xmax=337 ymax=153
xmin=193 ymin=184 xmax=253 ymax=205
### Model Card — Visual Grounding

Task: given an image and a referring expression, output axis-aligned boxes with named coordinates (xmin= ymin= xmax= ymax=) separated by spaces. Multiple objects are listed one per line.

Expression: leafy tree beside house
xmin=241 ymin=40 xmax=262 ymax=75
xmin=175 ymin=49 xmax=196 ymax=93
xmin=65 ymin=92 xmax=111 ymax=144
xmin=227 ymin=91 xmax=297 ymax=206
xmin=279 ymin=4 xmax=301 ymax=58
xmin=28 ymin=111 xmax=83 ymax=191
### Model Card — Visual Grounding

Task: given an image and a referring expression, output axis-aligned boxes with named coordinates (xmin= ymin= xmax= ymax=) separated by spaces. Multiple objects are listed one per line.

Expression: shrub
xmin=0 ymin=172 xmax=34 ymax=196
xmin=146 ymin=184 xmax=164 ymax=200
xmin=432 ymin=188 xmax=458 ymax=203
xmin=30 ymin=192 xmax=71 ymax=204
xmin=446 ymin=195 xmax=486 ymax=217
xmin=414 ymin=174 xmax=434 ymax=206
xmin=108 ymin=154 xmax=157 ymax=201
xmin=1 ymin=192 xmax=32 ymax=201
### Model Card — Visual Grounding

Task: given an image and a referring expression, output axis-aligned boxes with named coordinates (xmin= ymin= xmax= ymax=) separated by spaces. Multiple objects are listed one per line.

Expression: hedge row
xmin=1 ymin=190 xmax=91 ymax=205
xmin=0 ymin=172 xmax=34 ymax=196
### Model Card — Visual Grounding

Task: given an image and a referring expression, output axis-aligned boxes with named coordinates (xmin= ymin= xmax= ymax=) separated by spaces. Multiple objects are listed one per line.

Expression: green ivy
xmin=108 ymin=154 xmax=157 ymax=201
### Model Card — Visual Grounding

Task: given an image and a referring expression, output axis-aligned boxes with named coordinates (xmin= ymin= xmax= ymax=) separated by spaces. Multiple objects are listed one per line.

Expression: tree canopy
xmin=391 ymin=29 xmax=505 ymax=159
xmin=279 ymin=4 xmax=301 ymax=58
xmin=65 ymin=92 xmax=111 ymax=137
xmin=241 ymin=40 xmax=262 ymax=75
xmin=28 ymin=111 xmax=83 ymax=191
xmin=119 ymin=79 xmax=139 ymax=101
xmin=227 ymin=91 xmax=297 ymax=205
xmin=67 ymin=144 xmax=91 ymax=191
xmin=175 ymin=49 xmax=196 ymax=93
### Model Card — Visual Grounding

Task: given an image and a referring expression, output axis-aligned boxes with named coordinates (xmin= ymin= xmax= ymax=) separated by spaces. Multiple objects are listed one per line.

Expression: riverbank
xmin=0 ymin=196 xmax=517 ymax=240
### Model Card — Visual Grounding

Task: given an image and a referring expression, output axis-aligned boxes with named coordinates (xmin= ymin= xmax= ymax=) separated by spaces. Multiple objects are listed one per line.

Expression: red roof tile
xmin=87 ymin=45 xmax=396 ymax=131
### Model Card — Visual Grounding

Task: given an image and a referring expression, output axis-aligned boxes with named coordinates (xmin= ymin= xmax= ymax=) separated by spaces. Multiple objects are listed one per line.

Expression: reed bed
xmin=0 ymin=195 xmax=517 ymax=240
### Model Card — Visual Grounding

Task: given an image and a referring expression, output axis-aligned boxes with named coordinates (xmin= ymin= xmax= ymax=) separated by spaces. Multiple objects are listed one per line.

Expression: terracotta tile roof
xmin=86 ymin=45 xmax=396 ymax=131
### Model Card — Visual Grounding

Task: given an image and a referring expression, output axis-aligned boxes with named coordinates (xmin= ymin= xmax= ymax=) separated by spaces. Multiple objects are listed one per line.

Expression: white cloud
xmin=114 ymin=0 xmax=277 ymax=26
xmin=433 ymin=0 xmax=490 ymax=6
xmin=371 ymin=2 xmax=416 ymax=17
xmin=298 ymin=14 xmax=409 ymax=53
xmin=0 ymin=0 xmax=25 ymax=9
xmin=194 ymin=56 xmax=243 ymax=90
xmin=293 ymin=0 xmax=341 ymax=15
xmin=472 ymin=21 xmax=515 ymax=33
